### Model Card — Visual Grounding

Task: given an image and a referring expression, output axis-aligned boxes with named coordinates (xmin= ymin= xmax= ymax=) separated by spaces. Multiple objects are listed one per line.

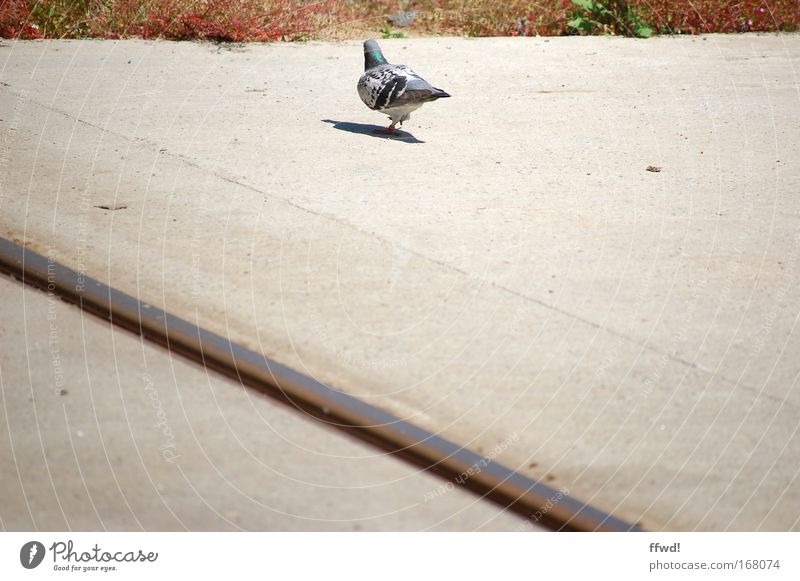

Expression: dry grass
xmin=1 ymin=0 xmax=798 ymax=40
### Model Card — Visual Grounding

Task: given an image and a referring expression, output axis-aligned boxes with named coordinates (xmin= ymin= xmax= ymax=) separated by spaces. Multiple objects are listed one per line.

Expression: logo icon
xmin=20 ymin=541 xmax=46 ymax=569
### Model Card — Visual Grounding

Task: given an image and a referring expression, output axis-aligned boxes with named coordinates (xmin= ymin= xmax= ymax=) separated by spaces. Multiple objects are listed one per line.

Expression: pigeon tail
xmin=363 ymin=39 xmax=388 ymax=70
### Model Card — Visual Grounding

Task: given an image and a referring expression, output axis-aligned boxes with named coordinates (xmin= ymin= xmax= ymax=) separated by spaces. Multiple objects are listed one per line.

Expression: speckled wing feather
xmin=357 ymin=64 xmax=442 ymax=112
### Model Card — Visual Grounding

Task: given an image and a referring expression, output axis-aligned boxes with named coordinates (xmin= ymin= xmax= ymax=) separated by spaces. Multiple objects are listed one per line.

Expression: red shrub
xmin=0 ymin=0 xmax=42 ymax=38
xmin=87 ymin=0 xmax=337 ymax=42
xmin=1 ymin=0 xmax=798 ymax=40
xmin=633 ymin=0 xmax=799 ymax=34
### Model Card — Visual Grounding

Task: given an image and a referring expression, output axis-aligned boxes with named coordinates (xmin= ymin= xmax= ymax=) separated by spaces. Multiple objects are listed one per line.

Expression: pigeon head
xmin=363 ymin=39 xmax=388 ymax=70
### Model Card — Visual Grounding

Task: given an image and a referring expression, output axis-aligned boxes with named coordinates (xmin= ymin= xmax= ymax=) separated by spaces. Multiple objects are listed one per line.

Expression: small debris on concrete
xmin=646 ymin=165 xmax=662 ymax=172
xmin=95 ymin=203 xmax=127 ymax=210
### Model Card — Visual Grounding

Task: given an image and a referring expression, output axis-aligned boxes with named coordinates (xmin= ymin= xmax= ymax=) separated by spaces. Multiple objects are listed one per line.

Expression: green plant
xmin=568 ymin=0 xmax=653 ymax=37
xmin=27 ymin=0 xmax=94 ymax=37
xmin=379 ymin=23 xmax=404 ymax=39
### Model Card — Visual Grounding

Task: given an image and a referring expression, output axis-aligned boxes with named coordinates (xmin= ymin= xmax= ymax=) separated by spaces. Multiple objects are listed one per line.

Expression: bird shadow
xmin=321 ymin=119 xmax=425 ymax=144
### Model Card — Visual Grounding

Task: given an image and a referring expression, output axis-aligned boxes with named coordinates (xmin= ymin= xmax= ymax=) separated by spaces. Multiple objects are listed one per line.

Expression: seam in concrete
xmin=0 ymin=236 xmax=644 ymax=532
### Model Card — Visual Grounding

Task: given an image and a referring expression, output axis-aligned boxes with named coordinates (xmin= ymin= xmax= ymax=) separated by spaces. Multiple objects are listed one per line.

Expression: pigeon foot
xmin=373 ymin=122 xmax=398 ymax=135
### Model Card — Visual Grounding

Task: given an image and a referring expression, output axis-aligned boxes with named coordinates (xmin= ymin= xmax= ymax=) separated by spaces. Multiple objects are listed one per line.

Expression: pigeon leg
xmin=373 ymin=122 xmax=398 ymax=135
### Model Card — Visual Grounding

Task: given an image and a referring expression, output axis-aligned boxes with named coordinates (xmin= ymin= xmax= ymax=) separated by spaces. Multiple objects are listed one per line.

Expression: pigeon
xmin=357 ymin=39 xmax=450 ymax=134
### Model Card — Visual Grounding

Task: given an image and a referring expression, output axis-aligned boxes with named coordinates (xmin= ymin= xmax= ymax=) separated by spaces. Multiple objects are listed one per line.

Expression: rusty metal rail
xmin=0 ymin=236 xmax=642 ymax=532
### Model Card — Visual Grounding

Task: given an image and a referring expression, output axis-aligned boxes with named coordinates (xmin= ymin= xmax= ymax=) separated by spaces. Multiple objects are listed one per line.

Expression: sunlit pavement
xmin=1 ymin=35 xmax=799 ymax=530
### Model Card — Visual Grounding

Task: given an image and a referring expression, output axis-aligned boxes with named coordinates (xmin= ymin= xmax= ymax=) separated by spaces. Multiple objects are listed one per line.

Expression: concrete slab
xmin=0 ymin=275 xmax=530 ymax=530
xmin=1 ymin=35 xmax=799 ymax=530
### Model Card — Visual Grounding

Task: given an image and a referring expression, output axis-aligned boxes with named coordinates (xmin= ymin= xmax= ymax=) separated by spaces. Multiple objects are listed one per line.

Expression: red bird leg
xmin=373 ymin=122 xmax=398 ymax=135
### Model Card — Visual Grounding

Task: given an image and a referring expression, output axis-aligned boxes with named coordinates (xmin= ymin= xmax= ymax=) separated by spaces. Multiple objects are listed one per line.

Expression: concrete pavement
xmin=0 ymin=275 xmax=529 ymax=530
xmin=1 ymin=35 xmax=799 ymax=530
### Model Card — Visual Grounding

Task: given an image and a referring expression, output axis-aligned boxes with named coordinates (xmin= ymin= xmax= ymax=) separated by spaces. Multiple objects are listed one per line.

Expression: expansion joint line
xmin=0 ymin=236 xmax=642 ymax=532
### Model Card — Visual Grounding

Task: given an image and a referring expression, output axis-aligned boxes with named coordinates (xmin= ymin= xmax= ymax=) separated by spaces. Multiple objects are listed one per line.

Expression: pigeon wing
xmin=357 ymin=66 xmax=408 ymax=111
xmin=358 ymin=65 xmax=450 ymax=111
xmin=385 ymin=65 xmax=450 ymax=107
